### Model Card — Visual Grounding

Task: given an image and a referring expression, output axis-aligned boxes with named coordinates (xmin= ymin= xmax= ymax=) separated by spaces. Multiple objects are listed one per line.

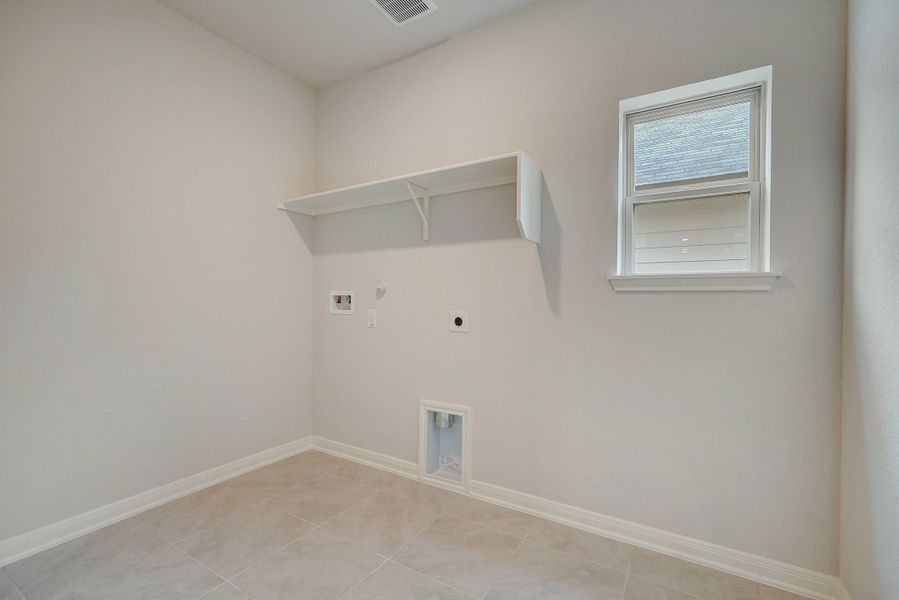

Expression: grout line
xmin=318 ymin=504 xmax=473 ymax=599
xmin=322 ymin=478 xmax=536 ymax=598
xmin=441 ymin=509 xmax=536 ymax=541
xmin=2 ymin=568 xmax=27 ymax=600
xmin=172 ymin=492 xmax=326 ymax=587
xmin=522 ymin=531 xmax=633 ymax=579
xmin=315 ymin=504 xmax=361 ymax=530
xmin=227 ymin=584 xmax=262 ymax=600
xmin=334 ymin=557 xmax=389 ymax=600
xmin=472 ymin=511 xmax=638 ymax=575
xmin=256 ymin=497 xmax=321 ymax=529
xmin=141 ymin=457 xmax=636 ymax=599
xmin=312 ymin=489 xmax=381 ymax=530
xmin=314 ymin=512 xmax=467 ymax=600
xmin=309 ymin=446 xmax=486 ymax=517
xmin=148 ymin=486 xmax=265 ymax=546
xmin=317 ymin=524 xmax=392 ymax=563
xmin=479 ymin=532 xmax=529 ymax=600
xmin=386 ymin=510 xmax=446 ymax=560
xmin=169 ymin=525 xmax=218 ymax=547
xmin=622 ymin=564 xmax=630 ymax=600
xmin=170 ymin=544 xmax=231 ymax=587
xmin=221 ymin=525 xmax=319 ymax=584
xmin=196 ymin=581 xmax=230 ymax=600
xmin=225 ymin=578 xmax=265 ymax=600
xmin=385 ymin=557 xmax=479 ymax=599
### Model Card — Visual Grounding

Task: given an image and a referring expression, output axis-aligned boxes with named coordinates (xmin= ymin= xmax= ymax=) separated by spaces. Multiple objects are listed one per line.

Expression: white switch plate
xmin=367 ymin=308 xmax=377 ymax=328
xmin=449 ymin=311 xmax=469 ymax=333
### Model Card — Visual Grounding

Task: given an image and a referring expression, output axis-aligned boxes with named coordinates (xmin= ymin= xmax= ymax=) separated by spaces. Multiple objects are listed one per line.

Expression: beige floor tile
xmin=624 ymin=576 xmax=701 ymax=600
xmin=442 ymin=495 xmax=537 ymax=538
xmin=329 ymin=462 xmax=406 ymax=488
xmin=57 ymin=545 xmax=222 ymax=600
xmin=393 ymin=514 xmax=521 ymax=598
xmin=137 ymin=484 xmax=260 ymax=543
xmin=485 ymin=539 xmax=626 ymax=600
xmin=177 ymin=503 xmax=313 ymax=578
xmin=0 ymin=570 xmax=24 ymax=600
xmin=527 ymin=519 xmax=638 ymax=571
xmin=628 ymin=549 xmax=759 ymax=600
xmin=266 ymin=473 xmax=376 ymax=525
xmin=232 ymin=527 xmax=384 ymax=600
xmin=5 ymin=517 xmax=167 ymax=600
xmin=224 ymin=458 xmax=333 ymax=501
xmin=344 ymin=560 xmax=470 ymax=600
xmin=325 ymin=490 xmax=441 ymax=556
xmin=759 ymin=585 xmax=813 ymax=600
xmin=380 ymin=478 xmax=459 ymax=512
xmin=4 ymin=457 xmax=796 ymax=600
xmin=200 ymin=583 xmax=256 ymax=600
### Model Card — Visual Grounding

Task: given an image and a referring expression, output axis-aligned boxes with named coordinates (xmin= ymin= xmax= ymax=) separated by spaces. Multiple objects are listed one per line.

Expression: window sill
xmin=608 ymin=271 xmax=782 ymax=292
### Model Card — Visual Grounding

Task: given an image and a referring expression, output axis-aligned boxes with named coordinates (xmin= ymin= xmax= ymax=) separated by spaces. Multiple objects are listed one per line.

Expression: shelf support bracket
xmin=404 ymin=180 xmax=430 ymax=241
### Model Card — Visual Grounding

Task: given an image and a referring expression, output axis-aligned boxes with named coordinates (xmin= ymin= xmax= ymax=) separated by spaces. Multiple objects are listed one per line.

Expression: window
xmin=615 ymin=67 xmax=774 ymax=285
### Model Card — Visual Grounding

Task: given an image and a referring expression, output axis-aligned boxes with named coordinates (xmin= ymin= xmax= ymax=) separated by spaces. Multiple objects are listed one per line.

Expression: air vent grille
xmin=369 ymin=0 xmax=437 ymax=26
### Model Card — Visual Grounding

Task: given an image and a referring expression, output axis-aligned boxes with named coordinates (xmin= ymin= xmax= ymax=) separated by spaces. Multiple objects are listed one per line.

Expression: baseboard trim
xmin=0 ymin=437 xmax=313 ymax=568
xmin=467 ymin=479 xmax=841 ymax=600
xmin=309 ymin=437 xmax=845 ymax=600
xmin=309 ymin=436 xmax=419 ymax=478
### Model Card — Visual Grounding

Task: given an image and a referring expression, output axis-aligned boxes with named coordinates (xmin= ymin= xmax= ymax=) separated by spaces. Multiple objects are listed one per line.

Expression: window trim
xmin=614 ymin=66 xmax=777 ymax=288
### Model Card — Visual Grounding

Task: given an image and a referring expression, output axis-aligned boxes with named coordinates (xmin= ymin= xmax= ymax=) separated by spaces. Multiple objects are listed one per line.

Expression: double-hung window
xmin=614 ymin=67 xmax=776 ymax=290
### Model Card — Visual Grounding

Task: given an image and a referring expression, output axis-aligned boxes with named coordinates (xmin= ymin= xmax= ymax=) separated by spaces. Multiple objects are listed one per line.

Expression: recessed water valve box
xmin=419 ymin=400 xmax=471 ymax=490
xmin=329 ymin=291 xmax=354 ymax=314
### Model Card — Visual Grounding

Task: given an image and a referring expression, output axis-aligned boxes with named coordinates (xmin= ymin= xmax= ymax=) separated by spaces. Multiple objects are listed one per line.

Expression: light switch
xmin=367 ymin=308 xmax=377 ymax=328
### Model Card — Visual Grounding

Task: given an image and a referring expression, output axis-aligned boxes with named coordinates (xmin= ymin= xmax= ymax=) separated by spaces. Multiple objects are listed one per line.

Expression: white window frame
xmin=611 ymin=66 xmax=780 ymax=292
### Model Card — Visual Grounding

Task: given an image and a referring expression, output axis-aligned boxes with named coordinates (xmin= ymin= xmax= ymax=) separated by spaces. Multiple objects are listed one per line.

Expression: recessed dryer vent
xmin=419 ymin=400 xmax=470 ymax=489
xmin=369 ymin=0 xmax=437 ymax=26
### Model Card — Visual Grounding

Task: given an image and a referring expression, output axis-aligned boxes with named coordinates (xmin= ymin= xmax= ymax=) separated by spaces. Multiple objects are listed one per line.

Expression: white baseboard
xmin=309 ymin=437 xmax=846 ymax=600
xmin=0 ymin=434 xmax=850 ymax=600
xmin=309 ymin=436 xmax=418 ymax=478
xmin=0 ymin=437 xmax=313 ymax=568
xmin=467 ymin=479 xmax=842 ymax=600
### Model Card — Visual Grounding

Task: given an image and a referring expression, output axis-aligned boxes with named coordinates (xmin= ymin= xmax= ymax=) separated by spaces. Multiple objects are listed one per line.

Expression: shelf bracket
xmin=404 ymin=180 xmax=430 ymax=241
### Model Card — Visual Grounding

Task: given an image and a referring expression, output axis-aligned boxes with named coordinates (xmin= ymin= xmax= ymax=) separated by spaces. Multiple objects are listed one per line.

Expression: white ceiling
xmin=160 ymin=0 xmax=541 ymax=87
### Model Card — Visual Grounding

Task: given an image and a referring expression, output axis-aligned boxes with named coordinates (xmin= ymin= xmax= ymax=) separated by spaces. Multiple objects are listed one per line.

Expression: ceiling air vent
xmin=368 ymin=0 xmax=437 ymax=26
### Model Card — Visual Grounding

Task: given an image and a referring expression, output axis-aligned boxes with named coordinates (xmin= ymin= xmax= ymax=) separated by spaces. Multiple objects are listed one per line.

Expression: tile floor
xmin=0 ymin=451 xmax=812 ymax=600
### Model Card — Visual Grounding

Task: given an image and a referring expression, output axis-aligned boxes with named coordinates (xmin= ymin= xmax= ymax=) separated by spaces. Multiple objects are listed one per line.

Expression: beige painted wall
xmin=313 ymin=0 xmax=845 ymax=572
xmin=840 ymin=0 xmax=899 ymax=597
xmin=0 ymin=0 xmax=315 ymax=539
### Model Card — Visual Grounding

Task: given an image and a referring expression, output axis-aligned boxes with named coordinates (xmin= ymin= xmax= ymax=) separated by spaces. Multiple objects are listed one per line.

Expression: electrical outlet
xmin=449 ymin=311 xmax=469 ymax=333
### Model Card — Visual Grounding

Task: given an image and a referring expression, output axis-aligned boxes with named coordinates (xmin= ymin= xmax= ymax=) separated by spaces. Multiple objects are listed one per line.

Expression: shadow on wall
xmin=287 ymin=210 xmax=314 ymax=254
xmin=538 ymin=179 xmax=561 ymax=315
xmin=286 ymin=180 xmax=562 ymax=315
